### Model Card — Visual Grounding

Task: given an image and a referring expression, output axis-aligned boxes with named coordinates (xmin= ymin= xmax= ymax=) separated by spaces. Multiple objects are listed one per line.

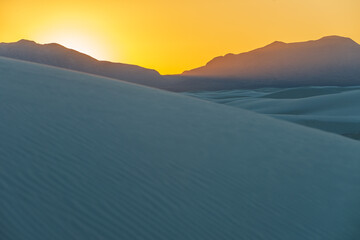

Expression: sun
xmin=35 ymin=26 xmax=112 ymax=61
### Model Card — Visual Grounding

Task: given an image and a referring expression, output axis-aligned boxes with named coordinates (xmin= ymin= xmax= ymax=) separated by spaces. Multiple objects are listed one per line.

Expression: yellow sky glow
xmin=1 ymin=0 xmax=359 ymax=74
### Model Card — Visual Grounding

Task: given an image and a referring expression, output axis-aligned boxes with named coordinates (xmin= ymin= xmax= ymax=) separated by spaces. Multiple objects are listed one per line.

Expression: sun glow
xmin=35 ymin=27 xmax=112 ymax=61
xmin=1 ymin=0 xmax=359 ymax=74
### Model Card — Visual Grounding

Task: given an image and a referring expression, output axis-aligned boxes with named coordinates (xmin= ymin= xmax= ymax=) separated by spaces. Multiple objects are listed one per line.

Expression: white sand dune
xmin=1 ymin=56 xmax=360 ymax=240
xmin=186 ymin=86 xmax=360 ymax=139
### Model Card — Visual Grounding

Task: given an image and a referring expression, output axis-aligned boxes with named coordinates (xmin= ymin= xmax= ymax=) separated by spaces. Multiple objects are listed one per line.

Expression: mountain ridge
xmin=186 ymin=35 xmax=360 ymax=75
xmin=0 ymin=39 xmax=162 ymax=86
xmin=2 ymin=36 xmax=360 ymax=91
xmin=183 ymin=35 xmax=360 ymax=78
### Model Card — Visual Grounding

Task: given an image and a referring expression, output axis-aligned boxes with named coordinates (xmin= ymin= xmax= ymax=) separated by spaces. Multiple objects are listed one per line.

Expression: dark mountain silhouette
xmin=0 ymin=39 xmax=162 ymax=86
xmin=1 ymin=36 xmax=360 ymax=92
xmin=181 ymin=36 xmax=360 ymax=88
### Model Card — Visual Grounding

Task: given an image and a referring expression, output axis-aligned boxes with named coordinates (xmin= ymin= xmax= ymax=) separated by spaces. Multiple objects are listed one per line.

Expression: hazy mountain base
xmin=1 ymin=57 xmax=360 ymax=240
xmin=185 ymin=86 xmax=360 ymax=140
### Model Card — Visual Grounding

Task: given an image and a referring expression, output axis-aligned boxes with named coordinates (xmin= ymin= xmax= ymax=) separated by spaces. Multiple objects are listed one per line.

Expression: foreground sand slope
xmin=1 ymin=57 xmax=360 ymax=240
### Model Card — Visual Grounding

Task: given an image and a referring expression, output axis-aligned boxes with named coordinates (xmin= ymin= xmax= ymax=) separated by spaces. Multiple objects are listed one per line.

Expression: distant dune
xmin=1 ymin=56 xmax=360 ymax=239
xmin=186 ymin=86 xmax=360 ymax=140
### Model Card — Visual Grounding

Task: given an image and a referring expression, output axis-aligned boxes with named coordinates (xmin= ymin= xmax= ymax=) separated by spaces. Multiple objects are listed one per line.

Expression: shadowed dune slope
xmin=185 ymin=86 xmax=360 ymax=139
xmin=1 ymin=57 xmax=360 ymax=240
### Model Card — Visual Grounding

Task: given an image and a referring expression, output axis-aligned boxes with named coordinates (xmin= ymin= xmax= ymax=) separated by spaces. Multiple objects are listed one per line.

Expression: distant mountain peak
xmin=262 ymin=41 xmax=287 ymax=50
xmin=317 ymin=35 xmax=358 ymax=45
xmin=15 ymin=40 xmax=68 ymax=50
xmin=268 ymin=41 xmax=286 ymax=46
xmin=16 ymin=39 xmax=36 ymax=45
xmin=45 ymin=42 xmax=69 ymax=49
xmin=319 ymin=35 xmax=352 ymax=41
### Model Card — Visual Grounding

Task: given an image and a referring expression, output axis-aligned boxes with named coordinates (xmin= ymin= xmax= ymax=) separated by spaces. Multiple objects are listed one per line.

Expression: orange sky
xmin=1 ymin=0 xmax=359 ymax=74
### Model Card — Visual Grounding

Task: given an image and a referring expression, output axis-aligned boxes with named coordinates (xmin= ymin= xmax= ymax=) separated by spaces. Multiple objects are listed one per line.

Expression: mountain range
xmin=1 ymin=36 xmax=360 ymax=91
xmin=182 ymin=36 xmax=360 ymax=87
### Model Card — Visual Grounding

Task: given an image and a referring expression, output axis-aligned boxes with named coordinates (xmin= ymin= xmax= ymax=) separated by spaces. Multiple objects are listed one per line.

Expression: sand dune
xmin=1 ymin=57 xmax=360 ymax=240
xmin=186 ymin=86 xmax=360 ymax=139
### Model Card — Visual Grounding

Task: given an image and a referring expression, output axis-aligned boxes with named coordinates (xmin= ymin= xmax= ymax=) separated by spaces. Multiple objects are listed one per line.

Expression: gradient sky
xmin=1 ymin=0 xmax=359 ymax=74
